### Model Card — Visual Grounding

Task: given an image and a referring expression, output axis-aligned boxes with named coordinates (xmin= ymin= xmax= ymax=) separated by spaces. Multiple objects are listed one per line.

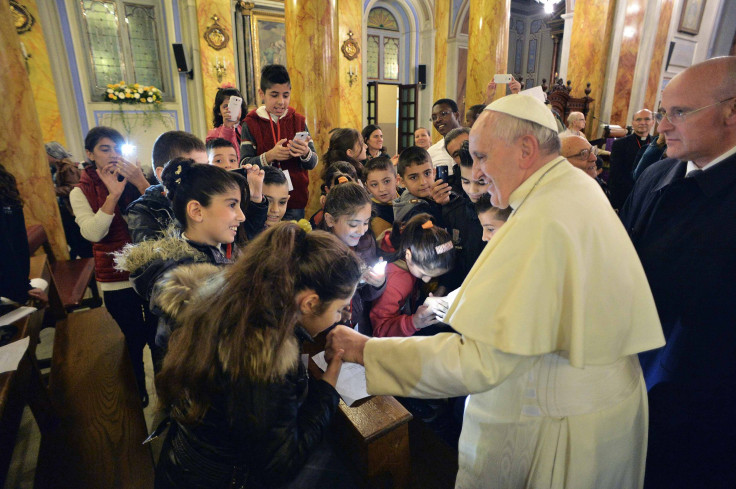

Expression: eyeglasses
xmin=565 ymin=146 xmax=598 ymax=160
xmin=430 ymin=111 xmax=452 ymax=122
xmin=655 ymin=96 xmax=735 ymax=125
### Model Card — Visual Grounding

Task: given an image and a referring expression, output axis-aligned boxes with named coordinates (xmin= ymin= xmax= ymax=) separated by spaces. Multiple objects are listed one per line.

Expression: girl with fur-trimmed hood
xmin=152 ymin=223 xmax=362 ymax=488
xmin=115 ymin=158 xmax=246 ymax=349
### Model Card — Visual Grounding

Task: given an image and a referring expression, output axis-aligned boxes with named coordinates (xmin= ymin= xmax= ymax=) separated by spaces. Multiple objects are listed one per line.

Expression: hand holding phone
xmin=293 ymin=131 xmax=309 ymax=142
xmin=493 ymin=74 xmax=513 ymax=84
xmin=435 ymin=165 xmax=449 ymax=181
xmin=227 ymin=96 xmax=242 ymax=122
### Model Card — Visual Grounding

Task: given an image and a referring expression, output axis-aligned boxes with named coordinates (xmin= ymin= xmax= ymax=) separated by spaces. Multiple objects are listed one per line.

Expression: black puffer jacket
xmin=126 ymin=184 xmax=176 ymax=243
xmin=150 ymin=265 xmax=340 ymax=489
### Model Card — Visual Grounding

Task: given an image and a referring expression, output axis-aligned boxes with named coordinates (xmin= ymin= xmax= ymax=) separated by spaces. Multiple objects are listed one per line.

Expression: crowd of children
xmin=51 ymin=62 xmax=514 ymax=487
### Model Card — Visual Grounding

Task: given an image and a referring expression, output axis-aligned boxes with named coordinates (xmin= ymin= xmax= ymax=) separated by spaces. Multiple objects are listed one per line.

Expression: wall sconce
xmin=347 ymin=65 xmax=358 ymax=87
xmin=214 ymin=56 xmax=226 ymax=83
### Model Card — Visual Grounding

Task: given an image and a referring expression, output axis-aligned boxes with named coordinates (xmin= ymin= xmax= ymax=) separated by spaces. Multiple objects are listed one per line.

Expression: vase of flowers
xmin=104 ymin=81 xmax=170 ymax=136
xmin=106 ymin=82 xmax=163 ymax=104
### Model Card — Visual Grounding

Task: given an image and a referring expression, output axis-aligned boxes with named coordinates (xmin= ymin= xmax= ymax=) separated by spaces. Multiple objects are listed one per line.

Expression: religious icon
xmin=204 ymin=14 xmax=230 ymax=51
xmin=341 ymin=31 xmax=360 ymax=61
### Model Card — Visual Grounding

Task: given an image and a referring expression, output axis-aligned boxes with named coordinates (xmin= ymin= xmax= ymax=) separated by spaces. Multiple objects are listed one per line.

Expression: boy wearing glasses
xmin=427 ymin=99 xmax=463 ymax=177
xmin=608 ymin=108 xmax=654 ymax=209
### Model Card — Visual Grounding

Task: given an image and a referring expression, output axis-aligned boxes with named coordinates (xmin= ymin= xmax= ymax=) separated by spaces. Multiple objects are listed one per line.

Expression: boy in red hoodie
xmin=240 ymin=64 xmax=318 ymax=220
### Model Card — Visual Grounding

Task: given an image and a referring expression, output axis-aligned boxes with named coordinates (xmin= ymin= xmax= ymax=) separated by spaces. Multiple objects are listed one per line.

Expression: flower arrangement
xmin=106 ymin=81 xmax=162 ymax=104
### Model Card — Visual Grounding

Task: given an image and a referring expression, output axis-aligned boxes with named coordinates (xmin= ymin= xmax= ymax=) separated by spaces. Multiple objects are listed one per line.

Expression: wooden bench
xmin=26 ymin=225 xmax=100 ymax=315
xmin=35 ymin=307 xmax=154 ymax=488
xmin=0 ymin=306 xmax=54 ymax=487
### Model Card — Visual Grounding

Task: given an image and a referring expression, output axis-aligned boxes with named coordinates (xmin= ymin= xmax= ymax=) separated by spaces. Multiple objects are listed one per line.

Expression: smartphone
xmin=227 ymin=96 xmax=242 ymax=122
xmin=372 ymin=261 xmax=387 ymax=274
xmin=293 ymin=131 xmax=309 ymax=142
xmin=493 ymin=74 xmax=513 ymax=84
xmin=436 ymin=165 xmax=449 ymax=181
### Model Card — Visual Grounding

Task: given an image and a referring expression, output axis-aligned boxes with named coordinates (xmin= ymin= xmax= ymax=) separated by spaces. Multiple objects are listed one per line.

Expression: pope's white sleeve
xmin=363 ymin=332 xmax=529 ymax=398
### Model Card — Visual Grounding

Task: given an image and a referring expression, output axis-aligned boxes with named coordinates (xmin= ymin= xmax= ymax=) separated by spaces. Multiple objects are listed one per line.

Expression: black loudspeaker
xmin=172 ymin=43 xmax=193 ymax=79
xmin=418 ymin=64 xmax=426 ymax=90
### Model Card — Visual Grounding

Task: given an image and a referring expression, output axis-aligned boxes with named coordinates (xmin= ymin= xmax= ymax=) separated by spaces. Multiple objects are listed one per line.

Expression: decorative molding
xmin=341 ymin=30 xmax=360 ymax=60
xmin=10 ymin=1 xmax=35 ymax=34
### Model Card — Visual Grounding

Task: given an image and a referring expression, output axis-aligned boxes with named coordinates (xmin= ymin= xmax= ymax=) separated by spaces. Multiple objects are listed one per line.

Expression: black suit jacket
xmin=608 ymin=133 xmax=651 ymax=209
xmin=619 ymin=153 xmax=736 ymax=488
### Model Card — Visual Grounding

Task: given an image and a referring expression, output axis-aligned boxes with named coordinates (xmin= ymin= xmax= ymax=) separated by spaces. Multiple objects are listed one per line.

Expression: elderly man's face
xmin=658 ymin=68 xmax=733 ymax=165
xmin=632 ymin=110 xmax=654 ymax=137
xmin=562 ymin=136 xmax=598 ymax=179
xmin=570 ymin=114 xmax=586 ymax=131
xmin=469 ymin=112 xmax=523 ymax=208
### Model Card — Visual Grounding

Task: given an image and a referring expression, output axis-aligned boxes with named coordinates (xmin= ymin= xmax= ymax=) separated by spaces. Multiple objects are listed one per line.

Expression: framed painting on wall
xmin=677 ymin=0 xmax=706 ymax=35
xmin=251 ymin=12 xmax=286 ymax=93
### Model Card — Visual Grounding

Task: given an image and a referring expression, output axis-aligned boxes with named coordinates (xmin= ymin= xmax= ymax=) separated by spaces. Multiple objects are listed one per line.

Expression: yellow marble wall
xmin=196 ymin=0 xmax=237 ymax=130
xmin=610 ymin=0 xmax=646 ymax=125
xmin=0 ymin=4 xmax=68 ymax=259
xmin=644 ymin=0 xmax=675 ymax=111
xmin=432 ymin=0 xmax=450 ymax=143
xmin=285 ymin=0 xmax=340 ymax=218
xmin=466 ymin=0 xmax=511 ymax=108
xmin=567 ymin=0 xmax=617 ymax=139
xmin=18 ymin=0 xmax=66 ymax=146
xmin=337 ymin=0 xmax=362 ymax=129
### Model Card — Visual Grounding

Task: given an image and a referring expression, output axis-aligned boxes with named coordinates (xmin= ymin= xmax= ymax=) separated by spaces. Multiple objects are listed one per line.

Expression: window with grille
xmin=366 ymin=6 xmax=403 ymax=83
xmin=78 ymin=0 xmax=170 ymax=100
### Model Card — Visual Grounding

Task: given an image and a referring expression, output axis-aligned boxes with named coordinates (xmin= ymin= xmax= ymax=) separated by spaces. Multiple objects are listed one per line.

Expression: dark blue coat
xmin=619 ymin=153 xmax=736 ymax=489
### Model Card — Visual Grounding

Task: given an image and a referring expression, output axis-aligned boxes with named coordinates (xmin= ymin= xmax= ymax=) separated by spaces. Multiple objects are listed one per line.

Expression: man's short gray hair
xmin=444 ymin=127 xmax=471 ymax=155
xmin=491 ymin=112 xmax=561 ymax=155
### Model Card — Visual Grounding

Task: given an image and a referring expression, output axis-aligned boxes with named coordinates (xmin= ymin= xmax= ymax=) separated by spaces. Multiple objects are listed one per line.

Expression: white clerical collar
xmin=685 ymin=143 xmax=736 ymax=176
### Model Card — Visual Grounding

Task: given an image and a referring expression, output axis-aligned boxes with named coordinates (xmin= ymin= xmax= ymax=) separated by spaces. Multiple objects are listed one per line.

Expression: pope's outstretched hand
xmin=326 ymin=325 xmax=369 ymax=366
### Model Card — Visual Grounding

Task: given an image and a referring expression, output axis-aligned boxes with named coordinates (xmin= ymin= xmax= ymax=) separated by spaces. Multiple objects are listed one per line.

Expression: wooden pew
xmin=35 ymin=307 xmax=154 ymax=489
xmin=304 ymin=332 xmax=412 ymax=488
xmin=0 ymin=306 xmax=53 ymax=487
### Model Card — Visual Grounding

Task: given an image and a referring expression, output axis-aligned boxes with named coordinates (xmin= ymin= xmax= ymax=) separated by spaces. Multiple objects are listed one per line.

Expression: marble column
xmin=196 ymin=0 xmax=237 ymax=131
xmin=610 ymin=0 xmax=647 ymax=125
xmin=558 ymin=12 xmax=574 ymax=82
xmin=644 ymin=0 xmax=675 ymax=110
xmin=285 ymin=0 xmax=340 ymax=218
xmin=466 ymin=0 xmax=511 ymax=108
xmin=20 ymin=0 xmax=66 ymax=146
xmin=432 ymin=0 xmax=450 ymax=143
xmin=337 ymin=0 xmax=362 ymax=130
xmin=0 ymin=3 xmax=68 ymax=259
xmin=567 ymin=0 xmax=617 ymax=138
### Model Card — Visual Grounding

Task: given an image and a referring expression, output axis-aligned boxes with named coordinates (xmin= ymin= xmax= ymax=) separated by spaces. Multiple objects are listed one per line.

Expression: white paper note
xmin=437 ymin=288 xmax=461 ymax=322
xmin=519 ymin=85 xmax=547 ymax=104
xmin=0 ymin=306 xmax=37 ymax=327
xmin=312 ymin=351 xmax=370 ymax=407
xmin=0 ymin=336 xmax=30 ymax=374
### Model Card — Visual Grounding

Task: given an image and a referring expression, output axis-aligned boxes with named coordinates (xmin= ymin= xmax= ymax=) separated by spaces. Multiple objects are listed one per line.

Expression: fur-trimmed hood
xmin=114 ymin=229 xmax=208 ymax=275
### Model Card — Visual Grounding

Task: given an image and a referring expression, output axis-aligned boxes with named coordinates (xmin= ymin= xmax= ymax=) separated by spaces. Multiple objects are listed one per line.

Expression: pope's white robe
xmin=363 ymin=157 xmax=665 ymax=488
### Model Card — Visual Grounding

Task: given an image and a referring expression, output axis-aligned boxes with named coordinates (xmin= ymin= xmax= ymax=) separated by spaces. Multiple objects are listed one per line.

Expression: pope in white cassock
xmin=326 ymin=94 xmax=665 ymax=489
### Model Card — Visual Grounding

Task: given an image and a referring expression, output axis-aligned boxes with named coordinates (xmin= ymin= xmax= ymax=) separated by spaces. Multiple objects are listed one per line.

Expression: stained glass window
xmin=125 ymin=4 xmax=163 ymax=90
xmin=367 ymin=35 xmax=380 ymax=79
xmin=81 ymin=1 xmax=124 ymax=89
xmin=383 ymin=37 xmax=399 ymax=80
xmin=79 ymin=0 xmax=168 ymax=99
xmin=367 ymin=7 xmax=399 ymax=31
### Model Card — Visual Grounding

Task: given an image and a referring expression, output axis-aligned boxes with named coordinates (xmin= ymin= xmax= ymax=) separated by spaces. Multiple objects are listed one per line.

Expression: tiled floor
xmin=3 ymin=326 xmax=159 ymax=489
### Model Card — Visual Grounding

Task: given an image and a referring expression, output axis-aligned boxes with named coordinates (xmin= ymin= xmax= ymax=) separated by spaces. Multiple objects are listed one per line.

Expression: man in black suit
xmin=619 ymin=56 xmax=736 ymax=489
xmin=608 ymin=108 xmax=654 ymax=209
